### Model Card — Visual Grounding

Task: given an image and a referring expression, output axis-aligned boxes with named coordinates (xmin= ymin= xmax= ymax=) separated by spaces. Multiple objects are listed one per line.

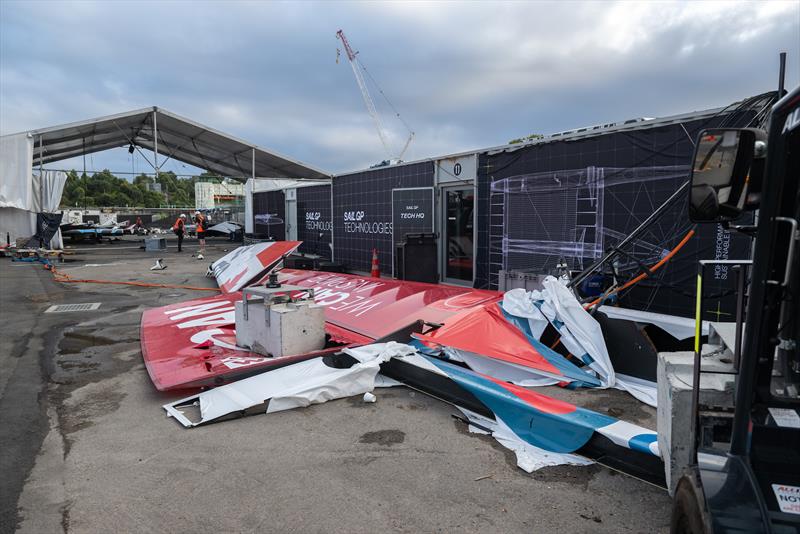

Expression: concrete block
xmin=657 ymin=350 xmax=736 ymax=495
xmin=235 ymin=299 xmax=325 ymax=358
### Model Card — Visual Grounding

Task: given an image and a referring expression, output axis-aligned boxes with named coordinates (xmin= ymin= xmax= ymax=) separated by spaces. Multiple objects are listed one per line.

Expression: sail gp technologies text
xmin=343 ymin=210 xmax=392 ymax=235
xmin=305 ymin=212 xmax=332 ymax=232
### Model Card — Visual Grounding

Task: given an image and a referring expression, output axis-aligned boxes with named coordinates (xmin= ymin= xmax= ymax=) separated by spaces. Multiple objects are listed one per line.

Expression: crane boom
xmin=336 ymin=29 xmax=413 ymax=163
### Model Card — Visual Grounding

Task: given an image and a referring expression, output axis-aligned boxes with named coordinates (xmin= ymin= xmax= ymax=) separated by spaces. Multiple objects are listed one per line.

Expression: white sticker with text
xmin=772 ymin=484 xmax=800 ymax=515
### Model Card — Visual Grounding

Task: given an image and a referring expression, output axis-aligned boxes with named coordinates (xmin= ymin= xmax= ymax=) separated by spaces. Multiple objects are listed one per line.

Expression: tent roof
xmin=11 ymin=106 xmax=329 ymax=181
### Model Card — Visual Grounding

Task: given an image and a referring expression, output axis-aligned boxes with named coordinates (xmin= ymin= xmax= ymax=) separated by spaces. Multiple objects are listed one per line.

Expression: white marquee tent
xmin=0 ymin=106 xmax=330 ymax=246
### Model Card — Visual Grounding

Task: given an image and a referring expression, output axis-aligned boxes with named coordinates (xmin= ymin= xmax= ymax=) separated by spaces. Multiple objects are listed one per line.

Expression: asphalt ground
xmin=0 ymin=235 xmax=671 ymax=533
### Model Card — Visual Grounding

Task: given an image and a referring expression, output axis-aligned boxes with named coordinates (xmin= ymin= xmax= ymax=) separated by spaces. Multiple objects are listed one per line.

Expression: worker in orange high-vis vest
xmin=172 ymin=214 xmax=187 ymax=252
xmin=194 ymin=210 xmax=206 ymax=258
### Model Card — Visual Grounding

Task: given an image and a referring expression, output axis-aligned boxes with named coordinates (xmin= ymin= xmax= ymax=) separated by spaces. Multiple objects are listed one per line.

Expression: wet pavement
xmin=0 ymin=235 xmax=671 ymax=533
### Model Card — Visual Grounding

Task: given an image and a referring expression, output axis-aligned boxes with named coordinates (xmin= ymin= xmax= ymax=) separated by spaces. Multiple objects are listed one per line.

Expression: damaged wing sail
xmin=211 ymin=241 xmax=301 ymax=293
xmin=163 ymin=343 xmax=414 ymax=427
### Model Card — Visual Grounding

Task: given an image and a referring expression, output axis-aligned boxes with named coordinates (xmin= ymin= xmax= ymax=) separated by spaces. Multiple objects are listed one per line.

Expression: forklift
xmin=670 ymin=79 xmax=800 ymax=532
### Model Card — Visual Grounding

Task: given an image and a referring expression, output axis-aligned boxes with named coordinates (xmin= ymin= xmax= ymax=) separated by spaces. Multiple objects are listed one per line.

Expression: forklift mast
xmin=675 ymin=85 xmax=800 ymax=534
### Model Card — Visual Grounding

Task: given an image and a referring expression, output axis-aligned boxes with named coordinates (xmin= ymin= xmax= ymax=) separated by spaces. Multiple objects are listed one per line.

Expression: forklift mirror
xmin=689 ymin=129 xmax=756 ymax=223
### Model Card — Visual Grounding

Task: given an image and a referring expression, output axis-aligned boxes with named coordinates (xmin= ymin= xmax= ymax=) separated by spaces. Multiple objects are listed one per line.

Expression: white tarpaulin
xmin=0 ymin=133 xmax=36 ymax=244
xmin=0 ymin=133 xmax=67 ymax=246
xmin=36 ymin=170 xmax=67 ymax=249
xmin=0 ymin=133 xmax=33 ymax=210
xmin=35 ymin=170 xmax=67 ymax=213
xmin=163 ymin=342 xmax=414 ymax=427
xmin=0 ymin=207 xmax=35 ymax=246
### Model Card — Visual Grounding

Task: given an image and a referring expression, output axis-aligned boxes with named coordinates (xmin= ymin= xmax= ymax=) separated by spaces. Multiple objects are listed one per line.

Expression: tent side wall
xmin=475 ymin=109 xmax=758 ymax=318
xmin=332 ymin=161 xmax=434 ymax=273
xmin=0 ymin=133 xmax=35 ymax=244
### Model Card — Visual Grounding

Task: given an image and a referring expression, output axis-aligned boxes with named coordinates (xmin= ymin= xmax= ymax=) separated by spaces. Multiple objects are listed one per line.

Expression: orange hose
xmin=585 ymin=228 xmax=696 ymax=309
xmin=46 ymin=264 xmax=221 ymax=292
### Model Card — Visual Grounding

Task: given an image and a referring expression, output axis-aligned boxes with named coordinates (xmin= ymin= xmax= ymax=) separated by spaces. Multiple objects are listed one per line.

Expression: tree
xmin=58 ymin=168 xmax=204 ymax=208
xmin=133 ymin=173 xmax=153 ymax=187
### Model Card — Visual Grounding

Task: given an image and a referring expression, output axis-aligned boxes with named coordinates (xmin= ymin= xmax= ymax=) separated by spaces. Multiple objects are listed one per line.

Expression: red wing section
xmin=141 ymin=269 xmax=501 ymax=391
xmin=140 ymin=291 xmax=371 ymax=391
xmin=273 ymin=270 xmax=501 ymax=339
xmin=414 ymin=304 xmax=562 ymax=377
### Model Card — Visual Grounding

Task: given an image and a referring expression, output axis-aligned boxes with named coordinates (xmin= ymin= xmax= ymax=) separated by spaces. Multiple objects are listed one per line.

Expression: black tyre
xmin=671 ymin=473 xmax=709 ymax=534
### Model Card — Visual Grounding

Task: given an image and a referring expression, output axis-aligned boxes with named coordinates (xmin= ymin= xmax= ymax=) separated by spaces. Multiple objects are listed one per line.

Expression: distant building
xmin=195 ymin=181 xmax=244 ymax=210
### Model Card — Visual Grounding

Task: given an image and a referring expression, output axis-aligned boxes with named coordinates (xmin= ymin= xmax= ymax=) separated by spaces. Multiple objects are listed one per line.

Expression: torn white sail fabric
xmin=164 ymin=342 xmax=414 ymax=427
xmin=540 ymin=276 xmax=615 ymax=386
xmin=444 ymin=347 xmax=560 ymax=387
xmin=615 ymin=374 xmax=658 ymax=407
xmin=265 ymin=342 xmax=416 ymax=414
xmin=501 ymin=288 xmax=549 ymax=339
xmin=597 ymin=305 xmax=708 ymax=340
xmin=501 ymin=277 xmax=659 ymax=406
xmin=458 ymin=408 xmax=593 ymax=472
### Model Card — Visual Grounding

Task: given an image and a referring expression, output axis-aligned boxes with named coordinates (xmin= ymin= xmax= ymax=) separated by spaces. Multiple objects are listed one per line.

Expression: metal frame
xmin=241 ymin=285 xmax=313 ymax=326
xmin=690 ymin=258 xmax=753 ymax=455
xmin=285 ymin=188 xmax=298 ymax=241
xmin=568 ymin=180 xmax=690 ymax=289
xmin=391 ymin=186 xmax=435 ymax=278
xmin=9 ymin=106 xmax=330 ymax=181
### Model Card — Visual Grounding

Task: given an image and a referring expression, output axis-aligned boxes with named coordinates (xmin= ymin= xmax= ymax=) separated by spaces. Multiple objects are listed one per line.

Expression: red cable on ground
xmin=45 ymin=263 xmax=221 ymax=292
xmin=585 ymin=228 xmax=696 ymax=310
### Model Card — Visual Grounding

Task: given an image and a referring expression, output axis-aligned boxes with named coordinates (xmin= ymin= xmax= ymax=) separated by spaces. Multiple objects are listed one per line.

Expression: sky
xmin=1 ymin=0 xmax=798 ymax=177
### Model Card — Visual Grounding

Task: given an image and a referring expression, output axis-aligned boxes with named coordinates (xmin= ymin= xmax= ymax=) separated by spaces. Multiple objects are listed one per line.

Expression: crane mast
xmin=336 ymin=29 xmax=414 ymax=163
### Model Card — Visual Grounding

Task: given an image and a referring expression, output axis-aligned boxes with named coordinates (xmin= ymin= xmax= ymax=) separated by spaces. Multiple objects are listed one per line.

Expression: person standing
xmin=194 ymin=210 xmax=206 ymax=258
xmin=173 ymin=214 xmax=187 ymax=252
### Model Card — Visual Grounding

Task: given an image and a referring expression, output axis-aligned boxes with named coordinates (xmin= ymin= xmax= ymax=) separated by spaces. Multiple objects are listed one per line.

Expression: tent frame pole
xmin=153 ymin=109 xmax=160 ymax=203
xmin=38 ymin=135 xmax=44 ymax=213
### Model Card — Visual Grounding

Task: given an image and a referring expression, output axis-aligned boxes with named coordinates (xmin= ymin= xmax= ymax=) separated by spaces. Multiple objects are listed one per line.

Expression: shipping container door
xmin=440 ymin=185 xmax=475 ymax=285
xmin=285 ymin=188 xmax=297 ymax=241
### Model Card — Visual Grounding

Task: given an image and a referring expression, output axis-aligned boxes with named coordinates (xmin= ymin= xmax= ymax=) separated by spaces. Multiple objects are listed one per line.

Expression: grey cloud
xmin=1 ymin=0 xmax=798 ymax=176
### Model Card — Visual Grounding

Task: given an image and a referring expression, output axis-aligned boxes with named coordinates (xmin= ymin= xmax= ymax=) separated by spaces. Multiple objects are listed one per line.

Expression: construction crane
xmin=336 ymin=29 xmax=414 ymax=164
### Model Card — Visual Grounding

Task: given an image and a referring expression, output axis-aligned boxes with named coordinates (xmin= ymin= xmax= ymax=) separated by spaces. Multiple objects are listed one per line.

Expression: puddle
xmin=59 ymin=331 xmax=120 ymax=355
xmin=359 ymin=429 xmax=405 ymax=446
xmin=57 ymin=361 xmax=100 ymax=373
